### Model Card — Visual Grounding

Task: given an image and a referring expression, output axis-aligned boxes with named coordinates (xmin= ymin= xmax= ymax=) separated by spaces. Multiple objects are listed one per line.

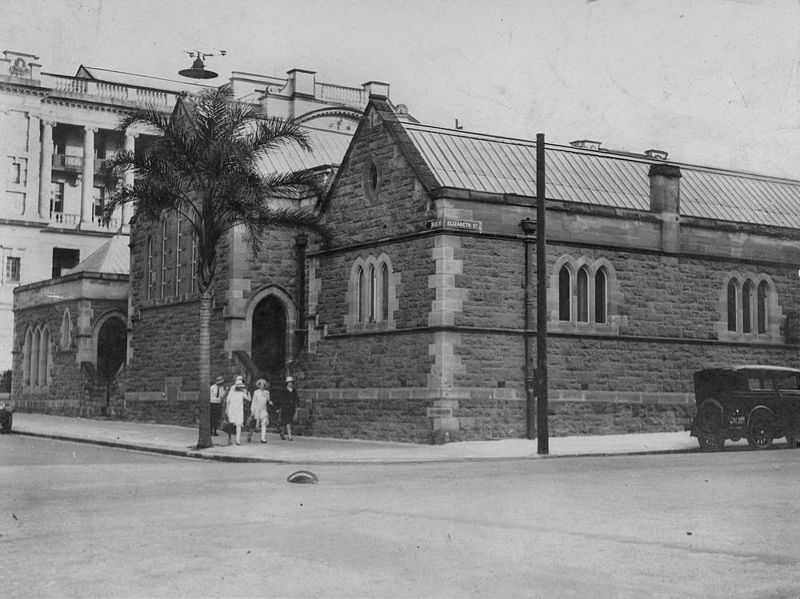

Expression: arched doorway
xmin=97 ymin=317 xmax=127 ymax=382
xmin=251 ymin=296 xmax=287 ymax=381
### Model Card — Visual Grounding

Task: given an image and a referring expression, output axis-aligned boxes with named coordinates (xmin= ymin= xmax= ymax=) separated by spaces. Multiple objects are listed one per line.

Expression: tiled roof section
xmin=67 ymin=235 xmax=130 ymax=276
xmin=258 ymin=126 xmax=353 ymax=173
xmin=401 ymin=123 xmax=800 ymax=228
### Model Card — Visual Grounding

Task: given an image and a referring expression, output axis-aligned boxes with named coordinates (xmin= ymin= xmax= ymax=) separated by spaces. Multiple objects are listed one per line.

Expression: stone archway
xmin=251 ymin=295 xmax=287 ymax=381
xmin=96 ymin=316 xmax=127 ymax=382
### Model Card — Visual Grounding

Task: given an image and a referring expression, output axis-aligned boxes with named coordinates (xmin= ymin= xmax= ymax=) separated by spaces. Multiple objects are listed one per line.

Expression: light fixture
xmin=178 ymin=50 xmax=226 ymax=79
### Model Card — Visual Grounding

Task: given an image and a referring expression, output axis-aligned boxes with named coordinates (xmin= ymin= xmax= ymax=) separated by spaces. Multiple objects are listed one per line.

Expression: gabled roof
xmin=258 ymin=126 xmax=354 ymax=173
xmin=373 ymin=101 xmax=800 ymax=229
xmin=66 ymin=235 xmax=130 ymax=276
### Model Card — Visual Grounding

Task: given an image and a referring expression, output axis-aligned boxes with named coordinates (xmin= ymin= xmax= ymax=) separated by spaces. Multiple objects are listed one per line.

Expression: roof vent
xmin=396 ymin=104 xmax=408 ymax=114
xmin=645 ymin=149 xmax=668 ymax=160
xmin=569 ymin=140 xmax=602 ymax=151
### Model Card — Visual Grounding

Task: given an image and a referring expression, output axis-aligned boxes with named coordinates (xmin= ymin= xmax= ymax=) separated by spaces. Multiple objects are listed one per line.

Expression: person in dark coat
xmin=279 ymin=377 xmax=298 ymax=440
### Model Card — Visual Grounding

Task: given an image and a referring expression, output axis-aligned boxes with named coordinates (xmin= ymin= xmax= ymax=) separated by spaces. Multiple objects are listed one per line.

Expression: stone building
xmin=116 ymin=93 xmax=800 ymax=443
xmin=12 ymin=83 xmax=800 ymax=442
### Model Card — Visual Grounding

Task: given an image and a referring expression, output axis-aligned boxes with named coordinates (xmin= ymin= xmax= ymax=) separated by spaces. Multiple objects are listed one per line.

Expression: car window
xmin=774 ymin=374 xmax=800 ymax=390
xmin=748 ymin=377 xmax=763 ymax=390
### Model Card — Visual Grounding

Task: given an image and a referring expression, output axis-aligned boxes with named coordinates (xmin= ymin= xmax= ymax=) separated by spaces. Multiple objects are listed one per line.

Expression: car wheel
xmin=696 ymin=403 xmax=725 ymax=452
xmin=748 ymin=413 xmax=774 ymax=450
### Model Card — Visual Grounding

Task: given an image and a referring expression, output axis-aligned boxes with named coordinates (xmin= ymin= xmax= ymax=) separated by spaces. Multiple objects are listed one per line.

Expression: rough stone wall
xmin=12 ymin=297 xmax=127 ymax=416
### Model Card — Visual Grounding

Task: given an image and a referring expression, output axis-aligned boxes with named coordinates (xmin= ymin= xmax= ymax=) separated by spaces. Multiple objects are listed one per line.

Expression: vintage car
xmin=690 ymin=365 xmax=800 ymax=451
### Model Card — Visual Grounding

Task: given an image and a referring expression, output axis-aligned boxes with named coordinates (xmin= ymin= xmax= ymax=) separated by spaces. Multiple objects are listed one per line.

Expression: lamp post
xmin=520 ymin=133 xmax=548 ymax=454
xmin=179 ymin=50 xmax=226 ymax=79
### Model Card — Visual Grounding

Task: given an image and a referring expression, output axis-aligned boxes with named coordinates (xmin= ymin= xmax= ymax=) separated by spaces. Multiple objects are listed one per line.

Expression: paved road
xmin=2 ymin=436 xmax=799 ymax=598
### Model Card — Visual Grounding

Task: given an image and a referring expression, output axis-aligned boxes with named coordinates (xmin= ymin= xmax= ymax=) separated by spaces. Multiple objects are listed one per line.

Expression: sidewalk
xmin=2 ymin=412 xmax=711 ymax=463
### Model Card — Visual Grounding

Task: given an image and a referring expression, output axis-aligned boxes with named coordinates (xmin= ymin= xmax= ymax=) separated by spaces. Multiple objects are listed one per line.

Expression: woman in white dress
xmin=225 ymin=375 xmax=249 ymax=445
xmin=248 ymin=378 xmax=271 ymax=443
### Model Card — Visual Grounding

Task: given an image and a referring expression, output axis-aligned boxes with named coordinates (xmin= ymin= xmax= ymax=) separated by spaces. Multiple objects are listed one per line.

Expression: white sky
xmin=2 ymin=0 xmax=799 ymax=178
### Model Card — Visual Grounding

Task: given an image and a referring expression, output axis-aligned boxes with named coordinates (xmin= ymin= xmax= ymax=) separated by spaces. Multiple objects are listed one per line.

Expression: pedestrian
xmin=209 ymin=375 xmax=226 ymax=436
xmin=225 ymin=375 xmax=249 ymax=445
xmin=279 ymin=376 xmax=299 ymax=441
xmin=248 ymin=378 xmax=271 ymax=443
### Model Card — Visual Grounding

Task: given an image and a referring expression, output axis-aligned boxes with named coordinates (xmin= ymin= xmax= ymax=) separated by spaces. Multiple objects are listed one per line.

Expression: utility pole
xmin=536 ymin=133 xmax=549 ymax=454
xmin=520 ymin=133 xmax=548 ymax=454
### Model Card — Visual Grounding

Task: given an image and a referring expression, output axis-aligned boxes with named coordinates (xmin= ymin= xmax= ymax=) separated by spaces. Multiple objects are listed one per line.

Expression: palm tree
xmin=103 ymin=87 xmax=325 ymax=449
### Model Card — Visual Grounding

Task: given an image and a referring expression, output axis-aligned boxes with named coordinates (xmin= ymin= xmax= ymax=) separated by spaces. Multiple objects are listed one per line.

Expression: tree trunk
xmin=197 ymin=289 xmax=213 ymax=449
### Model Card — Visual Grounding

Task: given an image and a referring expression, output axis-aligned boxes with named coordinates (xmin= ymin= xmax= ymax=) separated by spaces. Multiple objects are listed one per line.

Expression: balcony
xmin=45 ymin=74 xmax=176 ymax=109
xmin=48 ymin=212 xmax=120 ymax=231
xmin=52 ymin=154 xmax=83 ymax=172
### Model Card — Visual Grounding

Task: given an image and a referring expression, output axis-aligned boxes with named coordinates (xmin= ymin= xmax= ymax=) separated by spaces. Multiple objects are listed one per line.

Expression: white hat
xmin=286 ymin=376 xmax=294 ymax=383
xmin=235 ymin=375 xmax=245 ymax=387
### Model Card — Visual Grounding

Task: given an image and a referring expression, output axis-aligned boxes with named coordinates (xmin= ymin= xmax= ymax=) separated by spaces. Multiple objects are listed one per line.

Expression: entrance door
xmin=251 ymin=296 xmax=287 ymax=381
xmin=97 ymin=317 xmax=127 ymax=382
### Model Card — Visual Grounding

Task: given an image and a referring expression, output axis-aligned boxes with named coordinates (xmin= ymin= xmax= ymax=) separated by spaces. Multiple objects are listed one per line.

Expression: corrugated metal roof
xmin=402 ymin=123 xmax=800 ymax=228
xmin=67 ymin=235 xmax=129 ymax=276
xmin=258 ymin=126 xmax=352 ymax=173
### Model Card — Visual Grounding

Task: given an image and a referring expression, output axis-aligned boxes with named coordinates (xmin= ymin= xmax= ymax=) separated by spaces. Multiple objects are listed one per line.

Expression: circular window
xmin=362 ymin=157 xmax=381 ymax=201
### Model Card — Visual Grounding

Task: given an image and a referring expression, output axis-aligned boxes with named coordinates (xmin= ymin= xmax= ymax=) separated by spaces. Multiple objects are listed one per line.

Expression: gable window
xmin=362 ymin=157 xmax=381 ymax=202
xmin=348 ymin=255 xmax=397 ymax=331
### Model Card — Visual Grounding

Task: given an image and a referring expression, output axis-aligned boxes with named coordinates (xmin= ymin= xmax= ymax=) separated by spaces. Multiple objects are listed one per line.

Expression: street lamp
xmin=179 ymin=50 xmax=226 ymax=79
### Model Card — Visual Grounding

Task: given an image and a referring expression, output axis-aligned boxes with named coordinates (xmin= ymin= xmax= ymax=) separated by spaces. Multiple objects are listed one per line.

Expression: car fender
xmin=747 ymin=405 xmax=774 ymax=428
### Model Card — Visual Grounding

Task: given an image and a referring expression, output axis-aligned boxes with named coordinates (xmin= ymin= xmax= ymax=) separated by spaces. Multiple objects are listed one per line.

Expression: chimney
xmin=569 ymin=140 xmax=602 ymax=151
xmin=648 ymin=163 xmax=681 ymax=253
xmin=644 ymin=148 xmax=668 ymax=160
xmin=363 ymin=80 xmax=390 ymax=99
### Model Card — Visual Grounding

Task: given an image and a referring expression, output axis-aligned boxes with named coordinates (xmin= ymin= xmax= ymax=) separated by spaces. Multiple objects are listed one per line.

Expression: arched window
xmin=381 ymin=263 xmax=390 ymax=321
xmin=23 ymin=328 xmax=33 ymax=386
xmin=175 ymin=214 xmax=183 ymax=297
xmin=357 ymin=266 xmax=365 ymax=323
xmin=577 ymin=267 xmax=589 ymax=322
xmin=146 ymin=236 xmax=155 ymax=300
xmin=742 ymin=280 xmax=754 ymax=333
xmin=757 ymin=281 xmax=768 ymax=334
xmin=60 ymin=309 xmax=72 ymax=350
xmin=39 ymin=328 xmax=50 ymax=386
xmin=727 ymin=280 xmax=738 ymax=332
xmin=160 ymin=219 xmax=169 ymax=298
xmin=30 ymin=327 xmax=40 ymax=387
xmin=369 ymin=265 xmax=376 ymax=322
xmin=595 ymin=269 xmax=607 ymax=324
xmin=558 ymin=266 xmax=571 ymax=321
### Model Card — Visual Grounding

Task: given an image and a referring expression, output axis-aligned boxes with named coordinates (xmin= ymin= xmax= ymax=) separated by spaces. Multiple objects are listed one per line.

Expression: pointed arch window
xmin=160 ymin=219 xmax=169 ymax=299
xmin=595 ymin=269 xmax=607 ymax=324
xmin=742 ymin=280 xmax=754 ymax=334
xmin=23 ymin=328 xmax=33 ymax=386
xmin=577 ymin=267 xmax=589 ymax=322
xmin=146 ymin=236 xmax=155 ymax=300
xmin=357 ymin=266 xmax=366 ymax=323
xmin=175 ymin=214 xmax=183 ymax=297
xmin=39 ymin=328 xmax=50 ymax=386
xmin=757 ymin=281 xmax=768 ymax=334
xmin=558 ymin=266 xmax=571 ymax=321
xmin=727 ymin=280 xmax=738 ymax=332
xmin=369 ymin=265 xmax=377 ymax=322
xmin=30 ymin=328 xmax=40 ymax=387
xmin=60 ymin=309 xmax=72 ymax=350
xmin=381 ymin=263 xmax=390 ymax=321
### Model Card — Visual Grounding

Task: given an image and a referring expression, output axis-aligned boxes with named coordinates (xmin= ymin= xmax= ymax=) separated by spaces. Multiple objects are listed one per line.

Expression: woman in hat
xmin=279 ymin=376 xmax=299 ymax=440
xmin=225 ymin=375 xmax=249 ymax=445
xmin=248 ymin=378 xmax=272 ymax=443
xmin=209 ymin=375 xmax=226 ymax=436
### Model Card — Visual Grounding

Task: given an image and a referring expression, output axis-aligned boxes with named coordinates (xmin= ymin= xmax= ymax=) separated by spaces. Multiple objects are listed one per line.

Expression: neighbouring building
xmin=12 ymin=82 xmax=800 ymax=443
xmin=1 ymin=48 xmax=375 ymax=374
